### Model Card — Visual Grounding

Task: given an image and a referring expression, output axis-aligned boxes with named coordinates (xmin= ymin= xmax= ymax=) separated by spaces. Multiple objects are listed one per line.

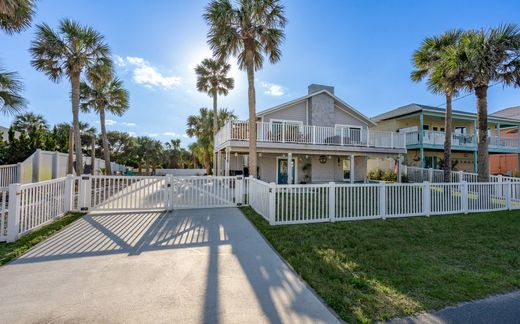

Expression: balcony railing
xmin=215 ymin=120 xmax=406 ymax=149
xmin=405 ymin=130 xmax=519 ymax=150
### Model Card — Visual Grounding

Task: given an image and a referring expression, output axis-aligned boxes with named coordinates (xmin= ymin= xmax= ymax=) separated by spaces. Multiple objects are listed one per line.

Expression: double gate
xmin=76 ymin=175 xmax=244 ymax=211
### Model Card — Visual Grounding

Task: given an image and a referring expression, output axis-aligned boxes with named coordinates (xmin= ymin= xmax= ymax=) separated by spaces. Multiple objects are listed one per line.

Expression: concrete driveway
xmin=0 ymin=207 xmax=339 ymax=324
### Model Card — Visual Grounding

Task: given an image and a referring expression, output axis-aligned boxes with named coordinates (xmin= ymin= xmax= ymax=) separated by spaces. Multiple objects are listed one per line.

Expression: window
xmin=455 ymin=127 xmax=467 ymax=134
xmin=335 ymin=124 xmax=363 ymax=144
xmin=343 ymin=159 xmax=351 ymax=180
xmin=423 ymin=124 xmax=430 ymax=130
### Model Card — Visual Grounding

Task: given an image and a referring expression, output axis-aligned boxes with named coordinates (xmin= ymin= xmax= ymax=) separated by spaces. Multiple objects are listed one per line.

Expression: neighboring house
xmin=490 ymin=106 xmax=520 ymax=175
xmin=372 ymin=104 xmax=520 ymax=173
xmin=0 ymin=125 xmax=20 ymax=142
xmin=214 ymin=84 xmax=406 ymax=184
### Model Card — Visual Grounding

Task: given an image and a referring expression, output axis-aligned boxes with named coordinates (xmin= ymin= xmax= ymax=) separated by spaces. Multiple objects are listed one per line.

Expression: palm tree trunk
xmin=71 ymin=71 xmax=83 ymax=174
xmin=245 ymin=42 xmax=257 ymax=177
xmin=476 ymin=85 xmax=489 ymax=182
xmin=443 ymin=93 xmax=453 ymax=182
xmin=99 ymin=108 xmax=112 ymax=175
xmin=212 ymin=93 xmax=218 ymax=175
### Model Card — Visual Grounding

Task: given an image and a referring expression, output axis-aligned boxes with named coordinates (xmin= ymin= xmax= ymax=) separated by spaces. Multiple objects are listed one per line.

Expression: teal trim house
xmin=372 ymin=104 xmax=520 ymax=173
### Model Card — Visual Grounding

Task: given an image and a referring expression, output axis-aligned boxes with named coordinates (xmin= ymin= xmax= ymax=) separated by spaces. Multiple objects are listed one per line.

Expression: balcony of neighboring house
xmin=214 ymin=120 xmax=407 ymax=152
xmin=405 ymin=129 xmax=520 ymax=153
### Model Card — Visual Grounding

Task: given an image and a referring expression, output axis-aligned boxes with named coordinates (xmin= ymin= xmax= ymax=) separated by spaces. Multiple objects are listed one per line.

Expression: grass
xmin=241 ymin=206 xmax=520 ymax=323
xmin=0 ymin=212 xmax=84 ymax=266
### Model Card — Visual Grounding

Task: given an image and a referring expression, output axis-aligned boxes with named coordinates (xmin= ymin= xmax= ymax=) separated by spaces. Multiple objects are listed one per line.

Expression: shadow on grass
xmin=241 ymin=206 xmax=520 ymax=322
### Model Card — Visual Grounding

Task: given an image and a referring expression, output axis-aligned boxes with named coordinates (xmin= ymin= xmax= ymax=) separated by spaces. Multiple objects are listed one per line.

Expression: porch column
xmin=217 ymin=151 xmax=222 ymax=176
xmin=350 ymin=154 xmax=355 ymax=183
xmin=287 ymin=152 xmax=293 ymax=184
xmin=225 ymin=148 xmax=230 ymax=176
xmin=473 ymin=151 xmax=478 ymax=173
xmin=397 ymin=154 xmax=403 ymax=183
xmin=420 ymin=148 xmax=425 ymax=168
xmin=497 ymin=124 xmax=501 ymax=141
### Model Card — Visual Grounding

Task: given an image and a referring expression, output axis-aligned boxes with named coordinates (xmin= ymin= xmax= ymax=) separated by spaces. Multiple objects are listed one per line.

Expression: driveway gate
xmin=77 ymin=175 xmax=243 ymax=211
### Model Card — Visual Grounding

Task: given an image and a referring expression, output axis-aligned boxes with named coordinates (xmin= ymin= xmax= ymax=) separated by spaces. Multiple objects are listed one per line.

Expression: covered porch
xmin=215 ymin=144 xmax=404 ymax=184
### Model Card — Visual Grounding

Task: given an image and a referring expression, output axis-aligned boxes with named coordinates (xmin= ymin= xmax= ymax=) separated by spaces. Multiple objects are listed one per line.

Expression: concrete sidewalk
xmin=388 ymin=290 xmax=520 ymax=324
xmin=0 ymin=208 xmax=339 ymax=323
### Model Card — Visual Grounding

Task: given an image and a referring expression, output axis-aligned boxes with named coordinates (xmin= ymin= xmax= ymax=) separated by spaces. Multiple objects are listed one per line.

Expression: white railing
xmin=404 ymin=166 xmax=520 ymax=184
xmin=404 ymin=130 xmax=518 ymax=150
xmin=216 ymin=120 xmax=405 ymax=149
xmin=254 ymin=179 xmax=516 ymax=225
xmin=0 ymin=164 xmax=19 ymax=188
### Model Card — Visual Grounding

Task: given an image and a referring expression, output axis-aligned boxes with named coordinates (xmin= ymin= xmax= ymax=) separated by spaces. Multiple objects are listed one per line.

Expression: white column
xmin=287 ymin=152 xmax=293 ymax=184
xmin=397 ymin=154 xmax=403 ymax=183
xmin=350 ymin=155 xmax=355 ymax=183
xmin=217 ymin=151 xmax=222 ymax=176
xmin=225 ymin=149 xmax=230 ymax=176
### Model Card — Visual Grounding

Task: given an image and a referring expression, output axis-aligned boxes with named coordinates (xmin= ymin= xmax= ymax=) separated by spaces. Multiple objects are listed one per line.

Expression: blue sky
xmin=1 ymin=0 xmax=520 ymax=147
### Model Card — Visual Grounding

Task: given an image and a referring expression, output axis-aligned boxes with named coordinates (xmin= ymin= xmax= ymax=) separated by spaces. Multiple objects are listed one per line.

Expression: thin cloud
xmin=121 ymin=122 xmax=136 ymax=127
xmin=261 ymin=81 xmax=285 ymax=96
xmin=163 ymin=132 xmax=180 ymax=137
xmin=95 ymin=119 xmax=117 ymax=126
xmin=116 ymin=55 xmax=181 ymax=89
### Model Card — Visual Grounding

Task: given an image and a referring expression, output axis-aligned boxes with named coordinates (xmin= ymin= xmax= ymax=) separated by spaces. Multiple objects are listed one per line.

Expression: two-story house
xmin=214 ymin=84 xmax=406 ymax=184
xmin=372 ymin=104 xmax=520 ymax=173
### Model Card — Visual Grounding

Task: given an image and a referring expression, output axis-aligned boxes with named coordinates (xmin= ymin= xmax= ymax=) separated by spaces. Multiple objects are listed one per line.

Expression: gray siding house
xmin=214 ymin=84 xmax=406 ymax=184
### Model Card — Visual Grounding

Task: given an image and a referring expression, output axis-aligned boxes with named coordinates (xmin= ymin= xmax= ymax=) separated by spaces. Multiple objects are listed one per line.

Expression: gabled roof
xmin=491 ymin=106 xmax=520 ymax=120
xmin=257 ymin=89 xmax=377 ymax=126
xmin=371 ymin=103 xmax=520 ymax=125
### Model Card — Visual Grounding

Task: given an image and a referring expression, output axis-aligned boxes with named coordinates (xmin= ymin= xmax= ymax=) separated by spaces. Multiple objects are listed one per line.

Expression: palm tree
xmin=0 ymin=66 xmax=26 ymax=115
xmin=12 ymin=112 xmax=49 ymax=134
xmin=411 ymin=30 xmax=463 ymax=182
xmin=448 ymin=24 xmax=520 ymax=181
xmin=30 ymin=19 xmax=110 ymax=174
xmin=0 ymin=0 xmax=35 ymax=34
xmin=204 ymin=0 xmax=287 ymax=177
xmin=81 ymin=66 xmax=129 ymax=175
xmin=165 ymin=138 xmax=181 ymax=168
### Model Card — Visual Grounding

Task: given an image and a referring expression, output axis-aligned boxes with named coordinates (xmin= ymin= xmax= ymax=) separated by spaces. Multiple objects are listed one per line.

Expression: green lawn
xmin=241 ymin=206 xmax=520 ymax=323
xmin=0 ymin=212 xmax=84 ymax=265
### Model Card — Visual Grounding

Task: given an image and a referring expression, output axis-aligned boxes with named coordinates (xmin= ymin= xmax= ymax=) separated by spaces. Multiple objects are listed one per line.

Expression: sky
xmin=1 ymin=0 xmax=520 ymax=147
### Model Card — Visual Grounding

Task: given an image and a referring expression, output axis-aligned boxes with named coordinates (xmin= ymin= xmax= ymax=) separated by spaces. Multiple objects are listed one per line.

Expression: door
xmin=277 ymin=159 xmax=296 ymax=184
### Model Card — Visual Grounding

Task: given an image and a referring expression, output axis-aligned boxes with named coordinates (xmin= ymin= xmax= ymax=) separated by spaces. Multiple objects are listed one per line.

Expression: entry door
xmin=277 ymin=159 xmax=295 ymax=184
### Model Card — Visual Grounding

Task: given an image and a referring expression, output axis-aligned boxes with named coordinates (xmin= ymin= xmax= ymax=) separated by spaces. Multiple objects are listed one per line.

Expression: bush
xmin=368 ymin=169 xmax=398 ymax=182
xmin=368 ymin=169 xmax=384 ymax=180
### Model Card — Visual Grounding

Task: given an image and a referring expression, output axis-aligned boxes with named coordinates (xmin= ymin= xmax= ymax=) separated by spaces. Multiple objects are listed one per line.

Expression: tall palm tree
xmin=12 ymin=112 xmax=49 ymax=133
xmin=448 ymin=24 xmax=520 ymax=181
xmin=204 ymin=0 xmax=287 ymax=177
xmin=195 ymin=58 xmax=234 ymax=174
xmin=165 ymin=138 xmax=181 ymax=168
xmin=30 ymin=19 xmax=110 ymax=174
xmin=0 ymin=66 xmax=26 ymax=115
xmin=0 ymin=0 xmax=35 ymax=34
xmin=411 ymin=30 xmax=463 ymax=182
xmin=81 ymin=66 xmax=129 ymax=175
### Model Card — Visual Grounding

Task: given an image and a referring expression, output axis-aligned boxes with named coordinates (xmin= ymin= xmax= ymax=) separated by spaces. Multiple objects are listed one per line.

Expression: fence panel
xmin=430 ymin=183 xmax=463 ymax=215
xmin=0 ymin=164 xmax=19 ymax=188
xmin=274 ymin=184 xmax=329 ymax=224
xmin=467 ymin=183 xmax=508 ymax=212
xmin=91 ymin=176 xmax=167 ymax=210
xmin=0 ymin=190 xmax=8 ymax=241
xmin=335 ymin=184 xmax=380 ymax=220
xmin=385 ymin=183 xmax=424 ymax=217
xmin=17 ymin=178 xmax=67 ymax=236
xmin=248 ymin=178 xmax=270 ymax=221
xmin=171 ymin=176 xmax=236 ymax=209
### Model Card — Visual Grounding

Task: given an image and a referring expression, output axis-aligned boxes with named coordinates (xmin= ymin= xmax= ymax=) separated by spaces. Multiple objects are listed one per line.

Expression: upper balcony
xmin=405 ymin=130 xmax=519 ymax=152
xmin=215 ymin=120 xmax=406 ymax=151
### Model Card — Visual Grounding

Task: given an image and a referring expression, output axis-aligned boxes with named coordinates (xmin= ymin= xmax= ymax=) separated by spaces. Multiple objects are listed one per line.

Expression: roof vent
xmin=308 ymin=84 xmax=334 ymax=95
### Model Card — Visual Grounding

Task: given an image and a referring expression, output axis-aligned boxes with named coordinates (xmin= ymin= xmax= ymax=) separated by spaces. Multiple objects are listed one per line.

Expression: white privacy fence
xmin=247 ymin=179 xmax=520 ymax=225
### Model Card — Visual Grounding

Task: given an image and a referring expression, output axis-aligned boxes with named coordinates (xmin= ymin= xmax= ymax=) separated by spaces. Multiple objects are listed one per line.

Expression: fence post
xmin=64 ymin=174 xmax=74 ymax=212
xmin=505 ymin=180 xmax=511 ymax=210
xmin=458 ymin=170 xmax=463 ymax=182
xmin=235 ymin=176 xmax=244 ymax=206
xmin=428 ymin=168 xmax=433 ymax=182
xmin=166 ymin=174 xmax=173 ymax=211
xmin=268 ymin=182 xmax=276 ymax=225
xmin=379 ymin=183 xmax=386 ymax=219
xmin=78 ymin=175 xmax=92 ymax=211
xmin=328 ymin=182 xmax=336 ymax=222
xmin=16 ymin=162 xmax=22 ymax=184
xmin=461 ymin=181 xmax=468 ymax=214
xmin=6 ymin=183 xmax=21 ymax=242
xmin=423 ymin=181 xmax=430 ymax=216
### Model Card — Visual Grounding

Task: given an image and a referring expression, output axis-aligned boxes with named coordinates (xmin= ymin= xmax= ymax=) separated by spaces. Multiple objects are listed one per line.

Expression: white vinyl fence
xmin=404 ymin=166 xmax=520 ymax=184
xmin=247 ymin=179 xmax=518 ymax=225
